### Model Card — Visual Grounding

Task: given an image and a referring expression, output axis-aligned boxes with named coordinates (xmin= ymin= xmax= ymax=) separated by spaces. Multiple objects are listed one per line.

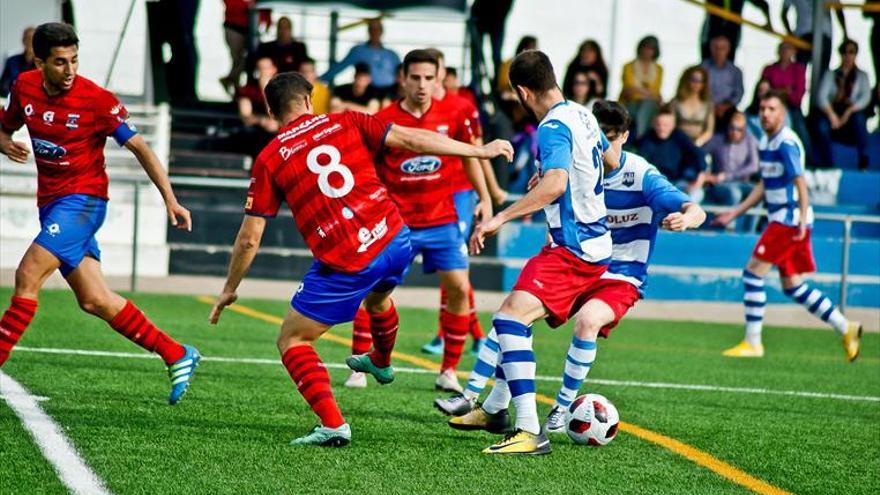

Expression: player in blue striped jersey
xmin=714 ymin=91 xmax=862 ymax=360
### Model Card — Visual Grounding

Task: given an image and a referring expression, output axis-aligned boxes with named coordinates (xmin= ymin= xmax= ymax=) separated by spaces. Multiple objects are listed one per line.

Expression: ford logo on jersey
xmin=31 ymin=138 xmax=67 ymax=160
xmin=400 ymin=156 xmax=442 ymax=175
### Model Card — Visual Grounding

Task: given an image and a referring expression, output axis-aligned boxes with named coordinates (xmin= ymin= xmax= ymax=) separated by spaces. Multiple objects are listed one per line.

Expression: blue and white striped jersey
xmin=759 ymin=126 xmax=813 ymax=227
xmin=537 ymin=101 xmax=612 ymax=264
xmin=603 ymin=152 xmax=690 ymax=293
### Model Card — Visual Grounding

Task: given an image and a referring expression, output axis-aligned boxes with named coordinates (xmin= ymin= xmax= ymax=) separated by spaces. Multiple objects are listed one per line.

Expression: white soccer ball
xmin=565 ymin=393 xmax=620 ymax=446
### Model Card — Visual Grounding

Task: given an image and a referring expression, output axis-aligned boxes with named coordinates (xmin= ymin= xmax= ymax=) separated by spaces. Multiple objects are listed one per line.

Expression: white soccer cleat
xmin=435 ymin=369 xmax=463 ymax=393
xmin=344 ymin=371 xmax=368 ymax=388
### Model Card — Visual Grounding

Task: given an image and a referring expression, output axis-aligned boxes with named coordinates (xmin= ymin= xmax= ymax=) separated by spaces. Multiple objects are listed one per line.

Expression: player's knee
xmin=14 ymin=262 xmax=43 ymax=296
xmin=574 ymin=315 xmax=602 ymax=340
xmin=444 ymin=279 xmax=469 ymax=302
xmin=77 ymin=295 xmax=114 ymax=318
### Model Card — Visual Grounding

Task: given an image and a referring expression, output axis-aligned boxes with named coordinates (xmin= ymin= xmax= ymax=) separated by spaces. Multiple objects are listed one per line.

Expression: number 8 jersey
xmin=245 ymin=111 xmax=406 ymax=273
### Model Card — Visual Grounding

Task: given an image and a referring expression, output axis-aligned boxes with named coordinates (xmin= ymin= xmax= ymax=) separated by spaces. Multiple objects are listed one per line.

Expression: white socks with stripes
xmin=784 ymin=283 xmax=848 ymax=335
xmin=743 ymin=270 xmax=766 ymax=346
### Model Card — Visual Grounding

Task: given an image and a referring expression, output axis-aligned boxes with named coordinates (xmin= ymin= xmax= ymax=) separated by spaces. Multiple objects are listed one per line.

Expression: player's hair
xmin=424 ymin=47 xmax=445 ymax=63
xmin=508 ymin=49 xmax=557 ymax=94
xmin=402 ymin=49 xmax=438 ymax=75
xmin=264 ymin=72 xmax=314 ymax=117
xmin=32 ymin=22 xmax=79 ymax=60
xmin=759 ymin=89 xmax=788 ymax=107
xmin=592 ymin=100 xmax=632 ymax=140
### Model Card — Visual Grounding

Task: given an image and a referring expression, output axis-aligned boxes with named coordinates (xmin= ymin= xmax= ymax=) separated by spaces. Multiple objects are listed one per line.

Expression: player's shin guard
xmin=440 ymin=310 xmax=469 ymax=371
xmin=368 ymin=302 xmax=398 ymax=368
xmin=467 ymin=286 xmax=485 ymax=339
xmin=481 ymin=365 xmax=512 ymax=414
xmin=784 ymin=283 xmax=848 ymax=334
xmin=743 ymin=270 xmax=766 ymax=346
xmin=554 ymin=336 xmax=597 ymax=409
xmin=109 ymin=300 xmax=185 ymax=365
xmin=494 ymin=315 xmax=539 ymax=435
xmin=283 ymin=344 xmax=345 ymax=428
xmin=464 ymin=327 xmax=500 ymax=400
xmin=0 ymin=296 xmax=38 ymax=366
xmin=351 ymin=308 xmax=373 ymax=355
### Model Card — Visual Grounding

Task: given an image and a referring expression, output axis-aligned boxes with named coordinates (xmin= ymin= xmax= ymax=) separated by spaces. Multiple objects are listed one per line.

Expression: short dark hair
xmin=591 ymin=100 xmax=632 ymax=139
xmin=446 ymin=67 xmax=458 ymax=78
xmin=838 ymin=38 xmax=858 ymax=55
xmin=402 ymin=49 xmax=438 ymax=75
xmin=636 ymin=35 xmax=660 ymax=61
xmin=509 ymin=50 xmax=557 ymax=93
xmin=301 ymin=56 xmax=316 ymax=66
xmin=264 ymin=72 xmax=313 ymax=117
xmin=354 ymin=62 xmax=371 ymax=76
xmin=656 ymin=103 xmax=675 ymax=117
xmin=760 ymin=89 xmax=788 ymax=107
xmin=33 ymin=22 xmax=79 ymax=60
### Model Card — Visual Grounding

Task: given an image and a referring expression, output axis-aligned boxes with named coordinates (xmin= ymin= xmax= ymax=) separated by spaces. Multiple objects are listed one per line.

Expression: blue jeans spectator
xmin=813 ymin=110 xmax=870 ymax=169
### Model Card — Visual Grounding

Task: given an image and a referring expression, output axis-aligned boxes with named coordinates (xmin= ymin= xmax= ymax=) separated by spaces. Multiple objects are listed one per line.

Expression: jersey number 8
xmin=306 ymin=145 xmax=355 ymax=198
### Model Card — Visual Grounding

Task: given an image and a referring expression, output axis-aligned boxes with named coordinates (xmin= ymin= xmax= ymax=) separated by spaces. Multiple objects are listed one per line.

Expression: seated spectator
xmin=619 ymin=35 xmax=663 ymax=139
xmin=745 ymin=79 xmax=791 ymax=140
xmin=497 ymin=36 xmax=537 ymax=96
xmin=637 ymin=105 xmax=706 ymax=202
xmin=443 ymin=67 xmax=479 ymax=110
xmin=700 ymin=35 xmax=743 ymax=129
xmin=298 ymin=58 xmax=330 ymax=115
xmin=672 ymin=66 xmax=715 ymax=146
xmin=568 ymin=69 xmax=600 ymax=108
xmin=563 ymin=40 xmax=608 ymax=101
xmin=812 ymin=39 xmax=872 ymax=170
xmin=234 ymin=57 xmax=278 ymax=157
xmin=0 ymin=27 xmax=35 ymax=97
xmin=321 ymin=18 xmax=400 ymax=96
xmin=330 ymin=62 xmax=380 ymax=113
xmin=252 ymin=16 xmax=308 ymax=74
xmin=701 ymin=112 xmax=759 ymax=206
xmin=761 ymin=41 xmax=811 ymax=160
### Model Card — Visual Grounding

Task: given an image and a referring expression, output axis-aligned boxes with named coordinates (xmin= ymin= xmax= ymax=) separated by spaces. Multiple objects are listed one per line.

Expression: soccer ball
xmin=565 ymin=393 xmax=620 ymax=446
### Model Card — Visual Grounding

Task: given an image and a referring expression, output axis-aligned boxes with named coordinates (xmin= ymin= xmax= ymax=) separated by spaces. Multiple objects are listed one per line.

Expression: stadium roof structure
xmin=254 ymin=0 xmax=467 ymax=14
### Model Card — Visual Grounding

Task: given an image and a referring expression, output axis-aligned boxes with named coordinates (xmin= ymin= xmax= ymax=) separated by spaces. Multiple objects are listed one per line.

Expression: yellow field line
xmin=195 ymin=296 xmax=793 ymax=495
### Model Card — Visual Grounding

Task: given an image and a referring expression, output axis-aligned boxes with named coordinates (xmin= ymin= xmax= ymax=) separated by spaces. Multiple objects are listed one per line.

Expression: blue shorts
xmin=34 ymin=194 xmax=107 ymax=277
xmin=292 ymin=227 xmax=413 ymax=325
xmin=410 ymin=222 xmax=468 ymax=274
xmin=454 ymin=189 xmax=478 ymax=236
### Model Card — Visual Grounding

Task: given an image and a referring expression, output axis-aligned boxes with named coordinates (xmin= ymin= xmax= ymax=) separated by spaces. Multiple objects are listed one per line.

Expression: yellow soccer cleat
xmin=842 ymin=321 xmax=863 ymax=362
xmin=448 ymin=407 xmax=512 ymax=434
xmin=482 ymin=429 xmax=551 ymax=455
xmin=722 ymin=340 xmax=765 ymax=358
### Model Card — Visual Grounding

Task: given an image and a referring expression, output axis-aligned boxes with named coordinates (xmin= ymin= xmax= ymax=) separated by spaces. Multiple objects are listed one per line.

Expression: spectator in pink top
xmin=760 ymin=41 xmax=812 ymax=164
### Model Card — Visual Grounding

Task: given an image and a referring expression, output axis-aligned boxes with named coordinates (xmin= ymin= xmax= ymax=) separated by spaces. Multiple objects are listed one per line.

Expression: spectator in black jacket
xmin=252 ymin=16 xmax=308 ymax=74
xmin=563 ymin=40 xmax=608 ymax=101
xmin=637 ymin=104 xmax=707 ymax=202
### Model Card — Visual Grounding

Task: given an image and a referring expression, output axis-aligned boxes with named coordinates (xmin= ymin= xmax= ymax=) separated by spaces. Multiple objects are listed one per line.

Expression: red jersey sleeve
xmin=96 ymin=91 xmax=138 ymax=145
xmin=347 ymin=111 xmax=391 ymax=154
xmin=1 ymin=80 xmax=25 ymax=134
xmin=245 ymin=153 xmax=282 ymax=217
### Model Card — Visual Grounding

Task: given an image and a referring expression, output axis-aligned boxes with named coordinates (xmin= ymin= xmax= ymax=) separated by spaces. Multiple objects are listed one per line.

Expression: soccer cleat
xmin=544 ymin=405 xmax=567 ymax=433
xmin=421 ymin=335 xmax=443 ymax=355
xmin=435 ymin=369 xmax=463 ymax=393
xmin=470 ymin=337 xmax=486 ymax=356
xmin=345 ymin=354 xmax=394 ymax=384
xmin=842 ymin=321 xmax=863 ymax=362
xmin=167 ymin=345 xmax=200 ymax=405
xmin=291 ymin=423 xmax=351 ymax=447
xmin=344 ymin=371 xmax=368 ymax=388
xmin=482 ymin=429 xmax=551 ymax=455
xmin=448 ymin=406 xmax=513 ymax=434
xmin=722 ymin=340 xmax=764 ymax=358
xmin=434 ymin=393 xmax=477 ymax=416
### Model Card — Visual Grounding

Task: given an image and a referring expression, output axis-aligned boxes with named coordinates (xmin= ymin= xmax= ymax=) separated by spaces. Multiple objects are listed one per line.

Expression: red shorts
xmin=588 ymin=278 xmax=641 ymax=338
xmin=513 ymin=245 xmax=619 ymax=329
xmin=753 ymin=222 xmax=816 ymax=277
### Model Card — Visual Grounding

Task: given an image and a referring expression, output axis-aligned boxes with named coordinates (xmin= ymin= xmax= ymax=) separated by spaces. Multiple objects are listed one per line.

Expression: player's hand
xmin=526 ymin=173 xmax=540 ymax=191
xmin=712 ymin=210 xmax=737 ymax=227
xmin=793 ymin=223 xmax=807 ymax=241
xmin=208 ymin=291 xmax=238 ymax=324
xmin=474 ymin=199 xmax=492 ymax=226
xmin=469 ymin=215 xmax=503 ymax=255
xmin=0 ymin=139 xmax=30 ymax=163
xmin=661 ymin=212 xmax=688 ymax=232
xmin=480 ymin=139 xmax=514 ymax=162
xmin=166 ymin=201 xmax=193 ymax=231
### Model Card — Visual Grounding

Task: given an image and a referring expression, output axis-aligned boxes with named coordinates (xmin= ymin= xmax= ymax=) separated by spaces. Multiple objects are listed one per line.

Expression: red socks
xmin=437 ymin=286 xmax=484 ymax=340
xmin=351 ymin=308 xmax=373 ymax=355
xmin=109 ymin=300 xmax=185 ymax=365
xmin=0 ymin=296 xmax=38 ymax=366
xmin=440 ymin=310 xmax=469 ymax=371
xmin=368 ymin=303 xmax=399 ymax=368
xmin=282 ymin=344 xmax=345 ymax=428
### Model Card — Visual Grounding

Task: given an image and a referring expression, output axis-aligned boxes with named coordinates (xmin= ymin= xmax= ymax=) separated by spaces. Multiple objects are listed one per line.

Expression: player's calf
xmin=0 ymin=296 xmax=38 ymax=366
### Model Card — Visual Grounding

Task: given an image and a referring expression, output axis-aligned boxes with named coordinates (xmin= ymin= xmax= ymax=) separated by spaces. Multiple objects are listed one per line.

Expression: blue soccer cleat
xmin=421 ymin=335 xmax=443 ymax=355
xmin=167 ymin=345 xmax=200 ymax=405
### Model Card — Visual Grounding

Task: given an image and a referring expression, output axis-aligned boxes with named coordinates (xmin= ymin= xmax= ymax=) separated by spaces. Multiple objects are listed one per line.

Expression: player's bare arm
xmin=384 ymin=124 xmax=513 ymax=161
xmin=662 ymin=202 xmax=707 ymax=232
xmin=470 ymin=168 xmax=569 ymax=254
xmin=209 ymin=215 xmax=267 ymax=324
xmin=793 ymin=175 xmax=810 ymax=241
xmin=0 ymin=129 xmax=30 ymax=163
xmin=124 ymin=135 xmax=192 ymax=231
xmin=713 ymin=180 xmax=765 ymax=227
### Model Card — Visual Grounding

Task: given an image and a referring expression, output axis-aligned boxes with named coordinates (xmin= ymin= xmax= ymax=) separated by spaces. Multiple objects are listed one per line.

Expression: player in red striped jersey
xmin=208 ymin=71 xmax=511 ymax=447
xmin=0 ymin=23 xmax=199 ymax=405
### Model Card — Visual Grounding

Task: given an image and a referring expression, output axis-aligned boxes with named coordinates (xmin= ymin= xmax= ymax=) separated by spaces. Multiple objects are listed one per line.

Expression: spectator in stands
xmin=252 ymin=16 xmax=308 ymax=75
xmin=781 ymin=0 xmax=846 ymax=71
xmin=0 ymin=26 xmax=35 ymax=98
xmin=330 ymin=62 xmax=380 ymax=114
xmin=563 ymin=40 xmax=608 ymax=101
xmin=761 ymin=41 xmax=811 ymax=162
xmin=700 ymin=0 xmax=771 ymax=62
xmin=219 ymin=0 xmax=250 ymax=95
xmin=497 ymin=36 xmax=537 ymax=96
xmin=321 ymin=18 xmax=400 ymax=97
xmin=672 ymin=66 xmax=715 ymax=146
xmin=701 ymin=112 xmax=759 ymax=206
xmin=568 ymin=70 xmax=599 ymax=109
xmin=701 ymin=35 xmax=743 ymax=130
xmin=298 ymin=58 xmax=330 ymax=115
xmin=234 ymin=57 xmax=278 ymax=157
xmin=443 ymin=67 xmax=479 ymax=110
xmin=745 ymin=79 xmax=792 ymax=140
xmin=620 ymin=35 xmax=663 ymax=140
xmin=812 ymin=40 xmax=872 ymax=170
xmin=637 ymin=104 xmax=707 ymax=202
xmin=470 ymin=0 xmax=514 ymax=83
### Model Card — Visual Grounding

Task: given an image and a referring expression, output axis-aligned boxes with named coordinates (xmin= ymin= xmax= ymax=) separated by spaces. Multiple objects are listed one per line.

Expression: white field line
xmin=15 ymin=345 xmax=880 ymax=404
xmin=0 ymin=370 xmax=112 ymax=495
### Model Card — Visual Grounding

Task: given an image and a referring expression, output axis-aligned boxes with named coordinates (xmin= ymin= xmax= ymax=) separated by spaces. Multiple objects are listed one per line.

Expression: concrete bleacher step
xmin=169 ymin=149 xmax=251 ymax=176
